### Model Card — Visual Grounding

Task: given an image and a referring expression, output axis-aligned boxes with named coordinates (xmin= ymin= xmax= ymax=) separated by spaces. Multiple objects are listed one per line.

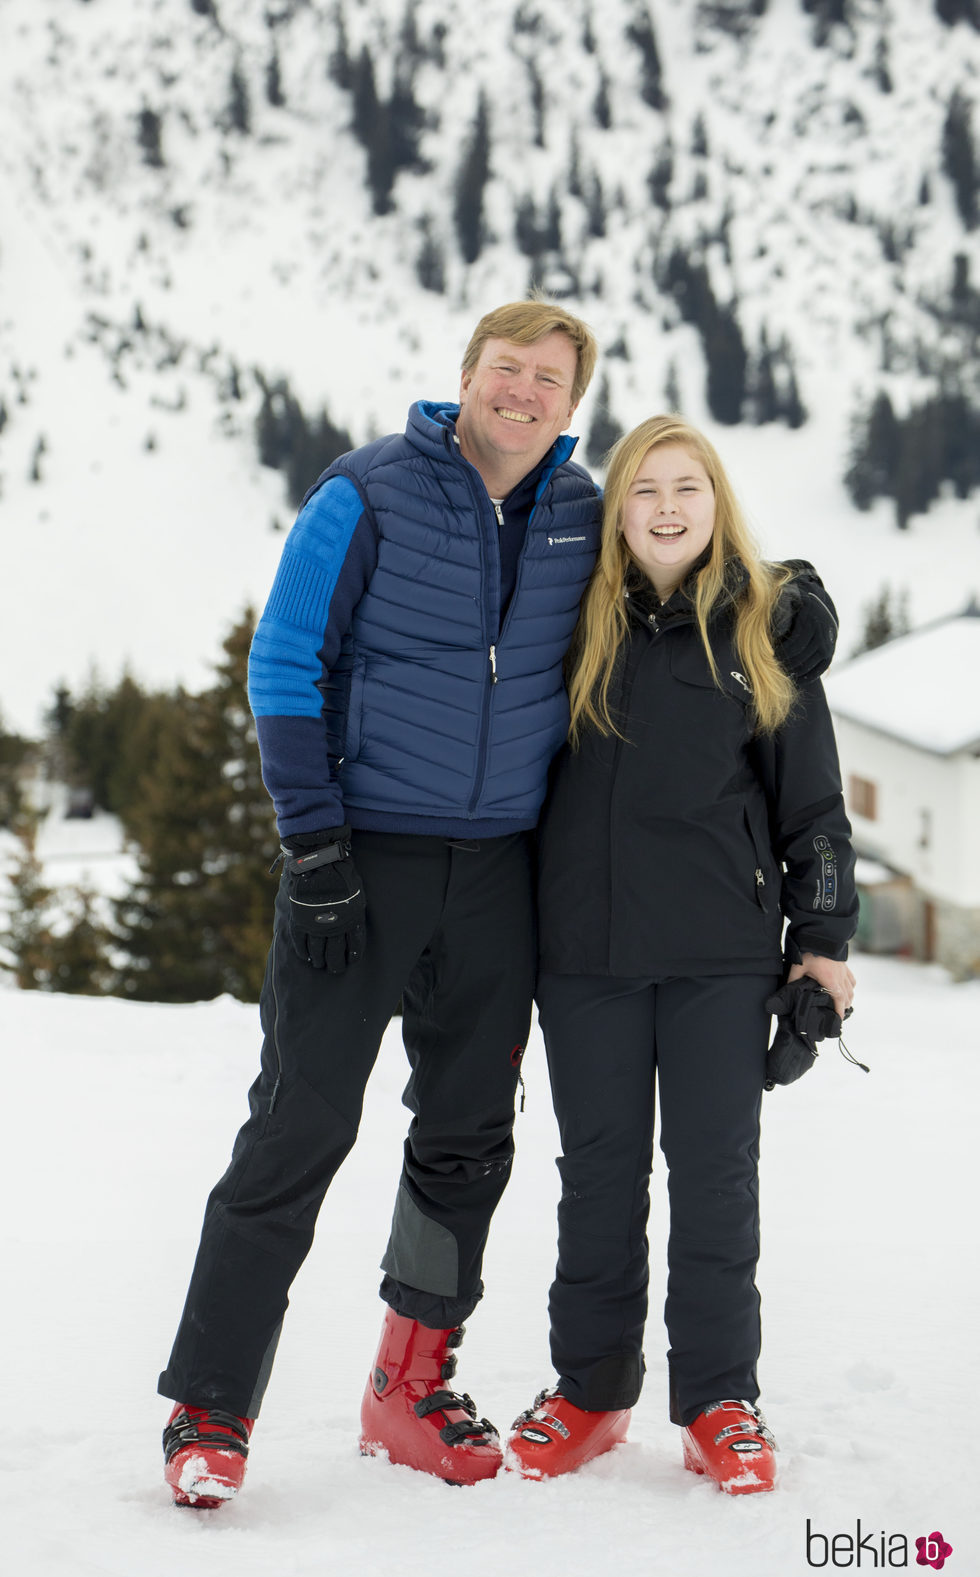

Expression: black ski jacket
xmin=537 ymin=568 xmax=858 ymax=979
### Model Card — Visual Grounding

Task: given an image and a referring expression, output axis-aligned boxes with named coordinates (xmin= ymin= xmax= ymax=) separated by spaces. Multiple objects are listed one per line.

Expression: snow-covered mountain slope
xmin=2 ymin=0 xmax=979 ymax=731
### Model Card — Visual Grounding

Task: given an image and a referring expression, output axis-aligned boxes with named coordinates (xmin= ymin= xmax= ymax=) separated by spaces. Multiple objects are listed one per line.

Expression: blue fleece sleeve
xmin=248 ymin=475 xmax=377 ymax=835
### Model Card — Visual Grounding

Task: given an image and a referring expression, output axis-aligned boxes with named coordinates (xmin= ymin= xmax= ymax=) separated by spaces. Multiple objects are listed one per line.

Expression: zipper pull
xmin=489 ymin=644 xmax=498 ymax=683
xmin=755 ymin=868 xmax=765 ymax=888
xmin=493 ymin=501 xmax=504 ymax=526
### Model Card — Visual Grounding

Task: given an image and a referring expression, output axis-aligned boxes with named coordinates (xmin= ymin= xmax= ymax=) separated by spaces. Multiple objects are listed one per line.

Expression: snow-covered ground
xmin=1 ymin=953 xmax=975 ymax=1577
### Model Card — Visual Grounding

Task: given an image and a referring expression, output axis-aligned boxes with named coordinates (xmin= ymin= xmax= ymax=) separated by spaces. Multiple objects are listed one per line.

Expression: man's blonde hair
xmin=461 ymin=301 xmax=598 ymax=406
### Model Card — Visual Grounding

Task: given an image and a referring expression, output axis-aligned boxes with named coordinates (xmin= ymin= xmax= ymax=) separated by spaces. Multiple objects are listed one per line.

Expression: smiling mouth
xmin=651 ymin=525 xmax=685 ymax=537
xmin=496 ymin=407 xmax=534 ymax=424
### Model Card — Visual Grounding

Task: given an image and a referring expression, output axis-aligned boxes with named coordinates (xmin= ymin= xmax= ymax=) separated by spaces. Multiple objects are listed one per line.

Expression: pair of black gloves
xmin=279 ymin=566 xmax=839 ymax=975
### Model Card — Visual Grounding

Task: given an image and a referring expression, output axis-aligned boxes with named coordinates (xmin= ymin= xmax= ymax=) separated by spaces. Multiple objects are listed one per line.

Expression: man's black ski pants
xmin=159 ymin=831 xmax=534 ymax=1419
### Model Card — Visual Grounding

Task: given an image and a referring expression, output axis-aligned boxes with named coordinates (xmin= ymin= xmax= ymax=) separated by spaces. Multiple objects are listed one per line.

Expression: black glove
xmin=763 ymin=977 xmax=852 ymax=1090
xmin=771 ymin=561 xmax=839 ymax=684
xmin=281 ymin=826 xmax=366 ymax=973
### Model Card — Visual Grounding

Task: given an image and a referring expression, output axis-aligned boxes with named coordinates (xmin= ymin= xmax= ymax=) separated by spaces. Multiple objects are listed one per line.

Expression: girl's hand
xmin=787 ymin=953 xmax=855 ymax=1021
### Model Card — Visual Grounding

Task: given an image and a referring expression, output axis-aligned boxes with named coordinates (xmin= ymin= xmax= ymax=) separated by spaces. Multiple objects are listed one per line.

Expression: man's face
xmin=456 ymin=332 xmax=580 ymax=487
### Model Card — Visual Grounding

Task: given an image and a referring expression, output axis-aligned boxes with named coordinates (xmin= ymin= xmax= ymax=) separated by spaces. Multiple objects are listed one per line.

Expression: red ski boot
xmin=359 ymin=1309 xmax=502 ymax=1484
xmin=506 ymin=1388 xmax=630 ymax=1479
xmin=681 ymin=1399 xmax=777 ymax=1494
xmin=163 ymin=1403 xmax=254 ymax=1508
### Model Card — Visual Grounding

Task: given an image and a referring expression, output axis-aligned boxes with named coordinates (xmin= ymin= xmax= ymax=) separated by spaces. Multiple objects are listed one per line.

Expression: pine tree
xmin=936 ymin=0 xmax=980 ymax=29
xmin=843 ymin=391 xmax=900 ymax=511
xmin=851 ymin=586 xmax=910 ymax=656
xmin=227 ymin=63 xmax=251 ymax=135
xmin=626 ymin=10 xmax=667 ymax=111
xmin=1 ymin=816 xmax=52 ymax=989
xmin=112 ymin=612 xmax=277 ymax=1003
xmin=255 ymin=377 xmax=353 ymax=507
xmin=454 ymin=93 xmax=491 ymax=264
xmin=137 ymin=107 xmax=165 ymax=168
xmin=585 ymin=375 xmax=624 ymax=466
xmin=0 ymin=709 xmax=33 ymax=828
xmin=942 ymin=88 xmax=979 ymax=230
xmin=266 ymin=50 xmax=285 ymax=108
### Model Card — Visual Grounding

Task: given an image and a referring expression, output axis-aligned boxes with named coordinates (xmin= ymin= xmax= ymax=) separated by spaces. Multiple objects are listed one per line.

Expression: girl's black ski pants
xmin=535 ymin=970 xmax=780 ymax=1427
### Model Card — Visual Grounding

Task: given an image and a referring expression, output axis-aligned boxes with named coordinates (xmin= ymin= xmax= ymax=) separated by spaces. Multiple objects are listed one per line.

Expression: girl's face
xmin=619 ymin=443 xmax=716 ymax=596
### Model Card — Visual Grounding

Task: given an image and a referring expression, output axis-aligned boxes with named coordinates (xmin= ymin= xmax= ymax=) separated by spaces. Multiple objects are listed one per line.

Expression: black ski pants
xmin=535 ymin=971 xmax=780 ymax=1426
xmin=159 ymin=831 xmax=534 ymax=1420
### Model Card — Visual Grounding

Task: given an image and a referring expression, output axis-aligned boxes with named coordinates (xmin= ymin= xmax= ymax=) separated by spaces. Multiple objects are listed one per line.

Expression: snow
xmin=823 ymin=613 xmax=980 ymax=755
xmin=0 ymin=954 xmax=976 ymax=1576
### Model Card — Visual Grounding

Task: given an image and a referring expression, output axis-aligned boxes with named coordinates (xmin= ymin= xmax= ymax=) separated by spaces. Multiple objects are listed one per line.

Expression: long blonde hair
xmin=567 ymin=415 xmax=797 ymax=743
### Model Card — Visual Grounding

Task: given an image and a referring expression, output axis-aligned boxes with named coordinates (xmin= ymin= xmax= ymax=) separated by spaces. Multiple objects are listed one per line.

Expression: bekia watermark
xmin=805 ymin=1520 xmax=953 ymax=1568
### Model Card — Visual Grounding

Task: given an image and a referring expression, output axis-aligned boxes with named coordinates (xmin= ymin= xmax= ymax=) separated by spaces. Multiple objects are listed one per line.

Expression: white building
xmin=823 ymin=609 xmax=980 ymax=980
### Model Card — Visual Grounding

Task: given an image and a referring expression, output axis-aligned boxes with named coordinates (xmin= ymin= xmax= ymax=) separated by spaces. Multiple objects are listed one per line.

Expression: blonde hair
xmin=461 ymin=300 xmax=598 ymax=406
xmin=567 ymin=415 xmax=797 ymax=743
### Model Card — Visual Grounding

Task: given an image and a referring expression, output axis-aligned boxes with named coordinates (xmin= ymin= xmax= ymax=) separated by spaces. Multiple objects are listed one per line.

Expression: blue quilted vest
xmin=314 ymin=401 xmax=601 ymax=832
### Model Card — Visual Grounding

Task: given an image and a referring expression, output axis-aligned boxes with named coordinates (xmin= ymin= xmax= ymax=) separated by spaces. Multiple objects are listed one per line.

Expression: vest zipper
xmin=462 ymin=470 xmax=502 ymax=815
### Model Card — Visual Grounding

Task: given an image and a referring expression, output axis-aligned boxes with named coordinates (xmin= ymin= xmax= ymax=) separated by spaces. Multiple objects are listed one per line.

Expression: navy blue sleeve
xmin=248 ymin=474 xmax=378 ymax=837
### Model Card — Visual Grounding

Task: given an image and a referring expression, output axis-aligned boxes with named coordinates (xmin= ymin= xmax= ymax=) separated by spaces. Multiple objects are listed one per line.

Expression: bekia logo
xmin=805 ymin=1521 xmax=953 ymax=1569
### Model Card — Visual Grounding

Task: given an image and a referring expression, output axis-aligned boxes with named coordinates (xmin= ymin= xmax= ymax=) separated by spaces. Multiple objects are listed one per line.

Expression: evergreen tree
xmin=415 ymin=218 xmax=446 ymax=293
xmin=137 ymin=107 xmax=165 ymax=168
xmin=648 ymin=148 xmax=673 ymax=210
xmin=328 ymin=5 xmax=353 ymax=88
xmin=266 ymin=50 xmax=285 ymax=108
xmin=349 ymin=45 xmax=425 ymax=214
xmin=255 ymin=377 xmax=353 ymax=507
xmin=454 ymin=92 xmax=491 ymax=264
xmin=227 ymin=63 xmax=251 ymax=135
xmin=527 ymin=61 xmax=546 ymax=149
xmin=626 ymin=10 xmax=667 ymax=111
xmin=1 ymin=816 xmax=53 ymax=990
xmin=585 ymin=375 xmax=624 ymax=466
xmin=802 ymin=0 xmax=851 ymax=46
xmin=593 ymin=69 xmax=612 ymax=130
xmin=57 ymin=673 xmax=173 ymax=824
xmin=704 ymin=303 xmax=747 ymax=425
xmin=936 ymin=0 xmax=980 ymax=28
xmin=0 ymin=709 xmax=34 ymax=828
xmin=112 ymin=612 xmax=277 ymax=1003
xmin=942 ymin=88 xmax=979 ymax=230
xmin=844 ymin=390 xmax=901 ymax=511
xmin=0 ymin=815 xmax=100 ymax=993
xmin=663 ymin=359 xmax=681 ymax=412
xmin=851 ymin=586 xmax=910 ymax=656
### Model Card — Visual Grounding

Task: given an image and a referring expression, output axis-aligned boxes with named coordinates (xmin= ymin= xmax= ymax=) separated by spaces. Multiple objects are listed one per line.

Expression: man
xmin=159 ymin=300 xmax=603 ymax=1504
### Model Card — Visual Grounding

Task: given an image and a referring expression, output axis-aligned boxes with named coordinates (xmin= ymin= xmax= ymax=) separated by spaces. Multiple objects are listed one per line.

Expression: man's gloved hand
xmin=771 ymin=560 xmax=839 ymax=684
xmin=763 ymin=976 xmax=852 ymax=1090
xmin=281 ymin=826 xmax=366 ymax=973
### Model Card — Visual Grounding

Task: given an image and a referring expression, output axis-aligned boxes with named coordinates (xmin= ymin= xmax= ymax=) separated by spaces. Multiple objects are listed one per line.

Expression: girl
xmin=507 ymin=416 xmax=857 ymax=1493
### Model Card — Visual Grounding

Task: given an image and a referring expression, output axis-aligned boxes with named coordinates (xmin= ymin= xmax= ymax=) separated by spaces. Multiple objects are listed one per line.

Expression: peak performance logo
xmin=547 ymin=534 xmax=587 ymax=546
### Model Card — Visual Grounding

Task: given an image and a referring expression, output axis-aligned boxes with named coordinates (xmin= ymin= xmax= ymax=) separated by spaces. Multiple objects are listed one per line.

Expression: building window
xmin=849 ymin=774 xmax=878 ymax=820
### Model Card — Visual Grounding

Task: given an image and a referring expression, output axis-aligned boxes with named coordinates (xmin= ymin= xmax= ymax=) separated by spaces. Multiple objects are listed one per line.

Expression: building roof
xmin=823 ymin=609 xmax=980 ymax=756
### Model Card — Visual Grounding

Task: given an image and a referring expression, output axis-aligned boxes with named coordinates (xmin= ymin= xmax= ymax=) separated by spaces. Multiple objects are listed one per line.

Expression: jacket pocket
xmin=743 ymin=807 xmax=772 ymax=913
xmin=345 ymin=664 xmax=365 ymax=760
